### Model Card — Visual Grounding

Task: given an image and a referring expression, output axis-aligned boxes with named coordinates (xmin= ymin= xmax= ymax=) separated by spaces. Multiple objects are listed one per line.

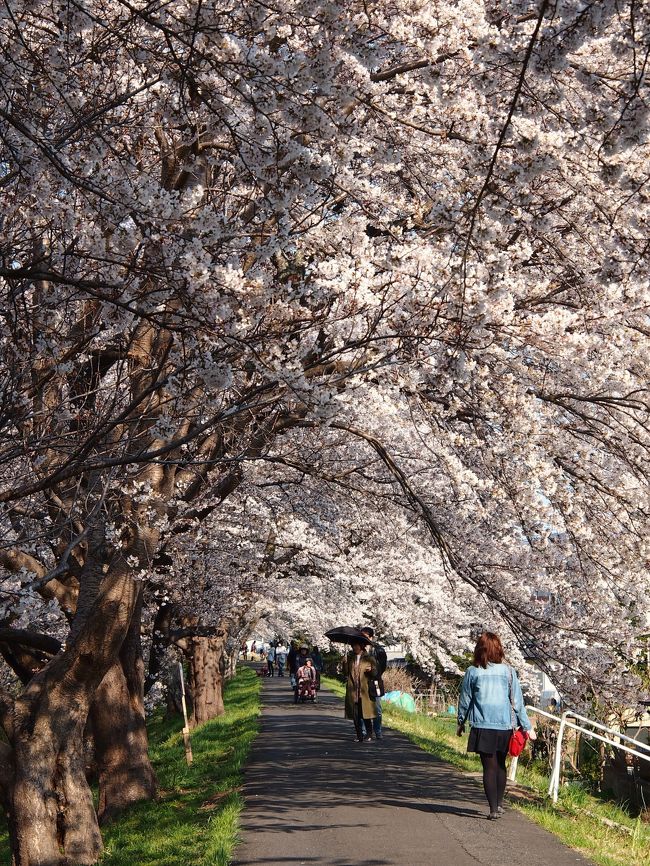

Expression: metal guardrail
xmin=508 ymin=705 xmax=650 ymax=802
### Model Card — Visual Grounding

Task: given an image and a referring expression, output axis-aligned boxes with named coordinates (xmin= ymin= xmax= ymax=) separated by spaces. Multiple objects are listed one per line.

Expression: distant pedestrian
xmin=291 ymin=645 xmax=310 ymax=701
xmin=548 ymin=696 xmax=560 ymax=714
xmin=287 ymin=641 xmax=298 ymax=687
xmin=276 ymin=644 xmax=287 ymax=677
xmin=266 ymin=645 xmax=276 ymax=677
xmin=457 ymin=631 xmax=536 ymax=819
xmin=360 ymin=627 xmax=387 ymax=740
xmin=251 ymin=640 xmax=257 ymax=657
xmin=310 ymin=646 xmax=323 ymax=673
xmin=343 ymin=639 xmax=378 ymax=742
xmin=310 ymin=646 xmax=323 ymax=691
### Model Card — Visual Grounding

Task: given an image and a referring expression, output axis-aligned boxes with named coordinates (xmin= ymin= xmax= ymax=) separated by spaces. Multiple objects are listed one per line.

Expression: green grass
xmin=0 ymin=817 xmax=7 ymax=864
xmin=321 ymin=676 xmax=650 ymax=866
xmin=0 ymin=668 xmax=260 ymax=866
xmin=102 ymin=668 xmax=260 ymax=866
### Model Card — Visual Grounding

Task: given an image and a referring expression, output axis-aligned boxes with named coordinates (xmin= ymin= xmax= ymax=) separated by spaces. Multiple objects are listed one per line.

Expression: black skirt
xmin=467 ymin=726 xmax=511 ymax=755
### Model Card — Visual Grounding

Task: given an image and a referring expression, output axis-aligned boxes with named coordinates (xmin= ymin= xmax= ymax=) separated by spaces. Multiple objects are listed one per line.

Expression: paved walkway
xmin=233 ymin=676 xmax=593 ymax=866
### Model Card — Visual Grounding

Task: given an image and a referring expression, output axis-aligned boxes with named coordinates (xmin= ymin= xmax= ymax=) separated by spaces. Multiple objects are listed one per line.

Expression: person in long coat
xmin=343 ymin=640 xmax=378 ymax=741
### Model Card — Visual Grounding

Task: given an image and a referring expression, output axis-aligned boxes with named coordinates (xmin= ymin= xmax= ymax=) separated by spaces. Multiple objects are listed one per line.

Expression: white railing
xmin=508 ymin=705 xmax=650 ymax=802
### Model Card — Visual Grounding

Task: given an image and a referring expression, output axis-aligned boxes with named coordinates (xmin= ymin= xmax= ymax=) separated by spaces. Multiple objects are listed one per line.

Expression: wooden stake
xmin=178 ymin=661 xmax=193 ymax=764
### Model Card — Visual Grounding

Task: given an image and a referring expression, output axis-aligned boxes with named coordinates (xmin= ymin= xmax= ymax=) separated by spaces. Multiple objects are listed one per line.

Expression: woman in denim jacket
xmin=457 ymin=632 xmax=536 ymax=819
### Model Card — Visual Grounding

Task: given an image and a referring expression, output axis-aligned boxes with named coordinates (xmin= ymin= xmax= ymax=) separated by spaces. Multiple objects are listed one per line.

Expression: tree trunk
xmin=12 ymin=682 xmax=104 ymax=866
xmin=57 ymin=740 xmax=104 ymax=863
xmin=224 ymin=646 xmax=238 ymax=681
xmin=189 ymin=635 xmax=226 ymax=726
xmin=11 ymin=563 xmax=141 ymax=866
xmin=91 ymin=588 xmax=157 ymax=824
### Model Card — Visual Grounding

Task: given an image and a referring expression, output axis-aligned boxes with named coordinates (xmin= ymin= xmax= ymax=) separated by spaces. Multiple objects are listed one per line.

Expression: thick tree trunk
xmin=189 ymin=635 xmax=226 ymax=726
xmin=91 ymin=588 xmax=157 ymax=824
xmin=12 ymin=687 xmax=104 ymax=866
xmin=91 ymin=662 xmax=157 ymax=824
xmin=58 ymin=740 xmax=104 ymax=862
xmin=11 ymin=562 xmax=141 ymax=866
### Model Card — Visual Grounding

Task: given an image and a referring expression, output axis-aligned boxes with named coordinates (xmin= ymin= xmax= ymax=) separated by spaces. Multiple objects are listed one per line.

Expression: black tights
xmin=479 ymin=751 xmax=507 ymax=812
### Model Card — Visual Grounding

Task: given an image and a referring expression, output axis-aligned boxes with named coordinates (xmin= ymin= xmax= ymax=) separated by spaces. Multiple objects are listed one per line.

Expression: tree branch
xmin=370 ymin=52 xmax=459 ymax=82
xmin=0 ymin=628 xmax=62 ymax=655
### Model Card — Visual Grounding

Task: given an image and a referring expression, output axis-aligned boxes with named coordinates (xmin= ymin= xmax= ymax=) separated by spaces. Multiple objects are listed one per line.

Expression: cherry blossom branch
xmin=462 ymin=0 xmax=550 ymax=290
xmin=370 ymin=52 xmax=459 ymax=83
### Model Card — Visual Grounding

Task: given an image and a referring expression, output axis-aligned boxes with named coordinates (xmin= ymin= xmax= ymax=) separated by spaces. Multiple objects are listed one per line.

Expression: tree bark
xmin=91 ymin=587 xmax=157 ymax=824
xmin=189 ymin=635 xmax=226 ymax=726
xmin=11 ymin=560 xmax=141 ymax=866
xmin=12 ymin=678 xmax=104 ymax=866
xmin=224 ymin=646 xmax=238 ymax=681
xmin=56 ymin=740 xmax=104 ymax=863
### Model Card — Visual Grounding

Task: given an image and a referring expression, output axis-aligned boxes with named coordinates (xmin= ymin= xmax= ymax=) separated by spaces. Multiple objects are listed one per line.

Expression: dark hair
xmin=473 ymin=632 xmax=504 ymax=668
xmin=361 ymin=626 xmax=374 ymax=637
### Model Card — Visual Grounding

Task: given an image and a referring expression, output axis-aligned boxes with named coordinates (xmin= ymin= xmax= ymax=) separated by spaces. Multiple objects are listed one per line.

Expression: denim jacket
xmin=457 ymin=663 xmax=532 ymax=732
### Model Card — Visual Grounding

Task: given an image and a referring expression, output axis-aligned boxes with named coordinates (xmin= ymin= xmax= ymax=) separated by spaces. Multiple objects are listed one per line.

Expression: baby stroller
xmin=296 ymin=661 xmax=317 ymax=703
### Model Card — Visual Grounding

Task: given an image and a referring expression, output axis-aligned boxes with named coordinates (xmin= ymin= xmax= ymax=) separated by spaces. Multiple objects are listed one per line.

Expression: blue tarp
xmin=382 ymin=690 xmax=416 ymax=713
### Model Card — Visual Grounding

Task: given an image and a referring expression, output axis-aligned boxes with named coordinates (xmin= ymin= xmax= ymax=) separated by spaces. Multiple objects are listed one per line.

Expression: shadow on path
xmin=233 ymin=675 xmax=594 ymax=866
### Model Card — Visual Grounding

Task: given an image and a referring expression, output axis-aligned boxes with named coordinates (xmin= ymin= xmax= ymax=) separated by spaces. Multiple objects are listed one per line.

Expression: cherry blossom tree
xmin=226 ymin=421 xmax=649 ymax=707
xmin=0 ymin=0 xmax=648 ymax=863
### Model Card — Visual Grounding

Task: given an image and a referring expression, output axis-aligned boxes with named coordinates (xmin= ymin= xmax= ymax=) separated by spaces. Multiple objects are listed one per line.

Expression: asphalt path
xmin=232 ymin=674 xmax=594 ymax=866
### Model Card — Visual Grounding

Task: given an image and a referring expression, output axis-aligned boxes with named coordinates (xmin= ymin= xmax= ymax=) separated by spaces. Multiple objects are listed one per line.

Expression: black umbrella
xmin=325 ymin=626 xmax=372 ymax=646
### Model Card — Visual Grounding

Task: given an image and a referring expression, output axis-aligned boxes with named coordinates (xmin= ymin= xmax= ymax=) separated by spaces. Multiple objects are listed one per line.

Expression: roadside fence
xmin=412 ymin=684 xmax=460 ymax=717
xmin=509 ymin=706 xmax=650 ymax=805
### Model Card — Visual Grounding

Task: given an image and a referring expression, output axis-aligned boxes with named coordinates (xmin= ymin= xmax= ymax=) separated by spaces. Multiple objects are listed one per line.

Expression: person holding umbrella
xmin=343 ymin=637 xmax=378 ymax=742
xmin=360 ymin=626 xmax=387 ymax=740
xmin=325 ymin=626 xmax=380 ymax=742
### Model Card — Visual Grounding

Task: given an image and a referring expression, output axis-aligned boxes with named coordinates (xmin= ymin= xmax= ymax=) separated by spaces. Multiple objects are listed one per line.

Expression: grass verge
xmin=0 ymin=667 xmax=260 ymax=866
xmin=321 ymin=675 xmax=650 ymax=866
xmin=0 ymin=816 xmax=7 ymax=864
xmin=102 ymin=667 xmax=260 ymax=866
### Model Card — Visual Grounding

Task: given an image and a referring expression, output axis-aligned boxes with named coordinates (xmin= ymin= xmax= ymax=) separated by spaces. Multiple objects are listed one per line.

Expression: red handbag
xmin=507 ymin=666 xmax=529 ymax=757
xmin=508 ymin=728 xmax=528 ymax=757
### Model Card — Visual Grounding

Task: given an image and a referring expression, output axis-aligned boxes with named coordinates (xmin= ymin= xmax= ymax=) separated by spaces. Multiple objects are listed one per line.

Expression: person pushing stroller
xmin=296 ymin=657 xmax=317 ymax=703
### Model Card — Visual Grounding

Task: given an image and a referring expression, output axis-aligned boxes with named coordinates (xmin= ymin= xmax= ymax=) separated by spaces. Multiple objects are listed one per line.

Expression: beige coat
xmin=343 ymin=651 xmax=378 ymax=719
